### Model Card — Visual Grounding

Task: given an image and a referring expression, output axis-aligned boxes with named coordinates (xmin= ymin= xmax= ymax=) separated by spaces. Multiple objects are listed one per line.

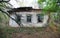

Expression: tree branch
xmin=0 ymin=9 xmax=21 ymax=26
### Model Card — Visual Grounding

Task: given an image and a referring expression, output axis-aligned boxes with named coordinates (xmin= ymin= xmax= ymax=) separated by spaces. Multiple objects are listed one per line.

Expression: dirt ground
xmin=6 ymin=27 xmax=60 ymax=38
xmin=11 ymin=32 xmax=58 ymax=38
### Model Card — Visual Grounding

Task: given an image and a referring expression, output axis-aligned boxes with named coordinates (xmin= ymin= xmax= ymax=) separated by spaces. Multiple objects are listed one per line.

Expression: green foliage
xmin=0 ymin=12 xmax=8 ymax=22
xmin=38 ymin=0 xmax=45 ymax=4
xmin=0 ymin=2 xmax=9 ymax=28
xmin=0 ymin=2 xmax=8 ymax=21
xmin=0 ymin=12 xmax=9 ymax=28
xmin=38 ymin=0 xmax=59 ymax=12
xmin=0 ymin=2 xmax=7 ymax=9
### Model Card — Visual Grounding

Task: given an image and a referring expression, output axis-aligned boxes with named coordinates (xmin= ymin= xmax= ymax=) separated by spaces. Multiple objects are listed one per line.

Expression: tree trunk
xmin=47 ymin=11 xmax=51 ymax=25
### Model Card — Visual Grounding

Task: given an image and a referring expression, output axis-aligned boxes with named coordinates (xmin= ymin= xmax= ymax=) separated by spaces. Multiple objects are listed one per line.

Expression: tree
xmin=0 ymin=1 xmax=21 ymax=26
xmin=38 ymin=0 xmax=60 ymax=25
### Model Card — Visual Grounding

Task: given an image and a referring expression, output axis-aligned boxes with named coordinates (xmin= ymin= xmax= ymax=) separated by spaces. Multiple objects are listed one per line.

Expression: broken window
xmin=27 ymin=14 xmax=32 ymax=22
xmin=37 ymin=14 xmax=44 ymax=23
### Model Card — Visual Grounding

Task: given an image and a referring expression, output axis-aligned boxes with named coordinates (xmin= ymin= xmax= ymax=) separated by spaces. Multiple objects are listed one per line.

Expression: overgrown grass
xmin=0 ymin=27 xmax=46 ymax=38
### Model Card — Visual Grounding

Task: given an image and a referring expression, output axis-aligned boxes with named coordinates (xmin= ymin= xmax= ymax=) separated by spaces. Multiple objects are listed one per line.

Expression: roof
xmin=7 ymin=7 xmax=43 ymax=14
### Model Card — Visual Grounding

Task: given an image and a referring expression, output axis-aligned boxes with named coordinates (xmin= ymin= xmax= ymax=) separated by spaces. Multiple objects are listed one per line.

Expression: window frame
xmin=26 ymin=14 xmax=32 ymax=23
xmin=37 ymin=14 xmax=44 ymax=23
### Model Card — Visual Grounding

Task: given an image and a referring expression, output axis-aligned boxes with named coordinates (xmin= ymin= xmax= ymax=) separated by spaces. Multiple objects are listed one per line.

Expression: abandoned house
xmin=8 ymin=7 xmax=48 ymax=27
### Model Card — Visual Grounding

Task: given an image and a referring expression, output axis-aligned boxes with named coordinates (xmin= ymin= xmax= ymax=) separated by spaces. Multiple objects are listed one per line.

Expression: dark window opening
xmin=37 ymin=14 xmax=44 ymax=23
xmin=16 ymin=15 xmax=21 ymax=23
xmin=27 ymin=14 xmax=32 ymax=22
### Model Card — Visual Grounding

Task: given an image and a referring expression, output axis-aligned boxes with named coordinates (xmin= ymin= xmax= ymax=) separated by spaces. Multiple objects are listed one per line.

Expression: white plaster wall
xmin=9 ymin=12 xmax=48 ymax=27
xmin=32 ymin=13 xmax=37 ymax=23
xmin=9 ymin=15 xmax=19 ymax=27
xmin=21 ymin=15 xmax=48 ymax=27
